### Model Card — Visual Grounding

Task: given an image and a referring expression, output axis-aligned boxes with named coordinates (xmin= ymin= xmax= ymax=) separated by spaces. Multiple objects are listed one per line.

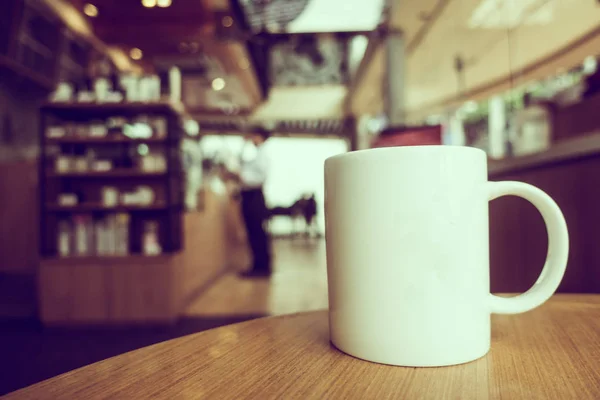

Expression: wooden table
xmin=8 ymin=295 xmax=600 ymax=399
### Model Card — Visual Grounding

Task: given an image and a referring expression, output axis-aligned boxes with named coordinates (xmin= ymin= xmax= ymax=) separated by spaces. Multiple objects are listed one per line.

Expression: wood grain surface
xmin=7 ymin=295 xmax=600 ymax=399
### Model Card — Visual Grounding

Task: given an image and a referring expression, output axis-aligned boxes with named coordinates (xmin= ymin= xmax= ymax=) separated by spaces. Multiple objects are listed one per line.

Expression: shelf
xmin=40 ymin=100 xmax=185 ymax=262
xmin=41 ymin=254 xmax=175 ymax=263
xmin=40 ymin=101 xmax=185 ymax=119
xmin=46 ymin=170 xmax=167 ymax=178
xmin=46 ymin=203 xmax=169 ymax=212
xmin=45 ymin=136 xmax=168 ymax=145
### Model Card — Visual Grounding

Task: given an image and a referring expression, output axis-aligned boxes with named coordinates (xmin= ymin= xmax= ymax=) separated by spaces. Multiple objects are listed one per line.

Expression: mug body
xmin=325 ymin=146 xmax=490 ymax=366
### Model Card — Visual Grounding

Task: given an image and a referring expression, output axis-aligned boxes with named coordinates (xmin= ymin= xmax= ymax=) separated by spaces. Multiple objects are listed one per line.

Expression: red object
xmin=371 ymin=125 xmax=442 ymax=148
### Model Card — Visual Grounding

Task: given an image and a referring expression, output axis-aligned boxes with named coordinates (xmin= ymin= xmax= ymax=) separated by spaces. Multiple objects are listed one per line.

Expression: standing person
xmin=231 ymin=129 xmax=272 ymax=278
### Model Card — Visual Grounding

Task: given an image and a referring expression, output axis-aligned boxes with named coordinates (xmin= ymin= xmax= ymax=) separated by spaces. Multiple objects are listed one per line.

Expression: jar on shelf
xmin=55 ymin=156 xmax=72 ymax=173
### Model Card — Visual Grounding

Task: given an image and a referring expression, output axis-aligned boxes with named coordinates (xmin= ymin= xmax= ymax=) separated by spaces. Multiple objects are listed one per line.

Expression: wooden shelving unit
xmin=38 ymin=102 xmax=190 ymax=325
xmin=41 ymin=254 xmax=173 ymax=263
xmin=0 ymin=0 xmax=100 ymax=92
xmin=46 ymin=170 xmax=169 ymax=178
xmin=40 ymin=102 xmax=184 ymax=258
xmin=46 ymin=136 xmax=168 ymax=145
xmin=41 ymin=102 xmax=186 ymax=119
xmin=45 ymin=203 xmax=170 ymax=212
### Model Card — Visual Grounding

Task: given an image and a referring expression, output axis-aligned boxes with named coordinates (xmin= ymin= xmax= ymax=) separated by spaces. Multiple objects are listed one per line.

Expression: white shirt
xmin=240 ymin=143 xmax=269 ymax=189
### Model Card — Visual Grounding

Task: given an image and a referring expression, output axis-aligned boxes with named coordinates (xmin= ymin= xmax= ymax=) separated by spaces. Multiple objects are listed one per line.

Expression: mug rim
xmin=325 ymin=145 xmax=485 ymax=164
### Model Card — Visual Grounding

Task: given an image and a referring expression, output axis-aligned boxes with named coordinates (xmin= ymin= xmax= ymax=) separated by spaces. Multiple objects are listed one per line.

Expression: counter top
xmin=489 ymin=131 xmax=600 ymax=177
xmin=8 ymin=294 xmax=600 ymax=399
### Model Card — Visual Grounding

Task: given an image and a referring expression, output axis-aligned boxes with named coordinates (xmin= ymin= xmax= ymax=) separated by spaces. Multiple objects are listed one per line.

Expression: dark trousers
xmin=241 ymin=188 xmax=271 ymax=272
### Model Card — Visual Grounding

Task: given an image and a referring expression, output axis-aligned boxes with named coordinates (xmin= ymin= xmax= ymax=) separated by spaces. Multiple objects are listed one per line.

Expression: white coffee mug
xmin=324 ymin=146 xmax=568 ymax=367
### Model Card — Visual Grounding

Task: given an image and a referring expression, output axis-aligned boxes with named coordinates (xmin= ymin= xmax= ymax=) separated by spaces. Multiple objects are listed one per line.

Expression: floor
xmin=0 ymin=273 xmax=36 ymax=319
xmin=0 ymin=237 xmax=328 ymax=395
xmin=185 ymin=237 xmax=329 ymax=317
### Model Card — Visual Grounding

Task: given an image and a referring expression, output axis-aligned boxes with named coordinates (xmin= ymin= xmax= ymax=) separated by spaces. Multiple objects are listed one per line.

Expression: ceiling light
xmin=130 ymin=48 xmax=143 ymax=60
xmin=83 ymin=3 xmax=98 ymax=17
xmin=142 ymin=0 xmax=157 ymax=8
xmin=212 ymin=78 xmax=226 ymax=91
xmin=238 ymin=58 xmax=250 ymax=70
xmin=222 ymin=16 xmax=233 ymax=27
xmin=157 ymin=0 xmax=172 ymax=7
xmin=468 ymin=0 xmax=552 ymax=29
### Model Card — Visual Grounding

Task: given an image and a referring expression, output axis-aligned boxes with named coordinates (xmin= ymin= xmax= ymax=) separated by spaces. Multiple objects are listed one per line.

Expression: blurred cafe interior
xmin=2 ymin=0 xmax=600 ymax=394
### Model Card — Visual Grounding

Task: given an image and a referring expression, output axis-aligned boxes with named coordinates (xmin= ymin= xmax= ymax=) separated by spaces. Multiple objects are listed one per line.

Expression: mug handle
xmin=487 ymin=181 xmax=569 ymax=314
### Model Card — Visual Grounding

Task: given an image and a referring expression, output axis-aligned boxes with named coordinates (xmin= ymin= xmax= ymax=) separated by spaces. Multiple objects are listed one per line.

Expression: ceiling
xmin=50 ymin=0 xmax=600 ymax=126
xmin=68 ymin=0 xmax=262 ymax=116
xmin=238 ymin=0 xmax=384 ymax=33
xmin=285 ymin=0 xmax=384 ymax=33
xmin=62 ymin=0 xmax=388 ymax=124
xmin=352 ymin=0 xmax=600 ymax=120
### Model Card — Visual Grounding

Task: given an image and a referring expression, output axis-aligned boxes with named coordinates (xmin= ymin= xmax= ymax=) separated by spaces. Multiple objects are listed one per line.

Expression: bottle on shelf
xmin=55 ymin=156 xmax=72 ymax=173
xmin=94 ymin=77 xmax=110 ymax=103
xmin=46 ymin=126 xmax=66 ymax=139
xmin=94 ymin=218 xmax=107 ymax=256
xmin=154 ymin=117 xmax=167 ymax=139
xmin=115 ymin=213 xmax=130 ymax=256
xmin=57 ymin=220 xmax=72 ymax=257
xmin=89 ymin=121 xmax=108 ymax=138
xmin=57 ymin=193 xmax=78 ymax=206
xmin=102 ymin=186 xmax=119 ymax=207
xmin=73 ymin=215 xmax=93 ymax=256
xmin=143 ymin=221 xmax=162 ymax=255
xmin=86 ymin=149 xmax=96 ymax=169
xmin=106 ymin=215 xmax=117 ymax=255
xmin=75 ymin=77 xmax=95 ymax=103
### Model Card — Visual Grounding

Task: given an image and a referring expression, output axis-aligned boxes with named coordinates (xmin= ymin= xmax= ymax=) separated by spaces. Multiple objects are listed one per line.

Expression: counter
xmin=488 ymin=133 xmax=600 ymax=293
xmin=489 ymin=131 xmax=600 ymax=177
xmin=38 ymin=184 xmax=246 ymax=325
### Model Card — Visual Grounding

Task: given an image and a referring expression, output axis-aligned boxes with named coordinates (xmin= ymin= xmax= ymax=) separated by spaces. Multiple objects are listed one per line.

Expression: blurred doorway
xmin=201 ymin=135 xmax=348 ymax=236
xmin=265 ymin=136 xmax=348 ymax=236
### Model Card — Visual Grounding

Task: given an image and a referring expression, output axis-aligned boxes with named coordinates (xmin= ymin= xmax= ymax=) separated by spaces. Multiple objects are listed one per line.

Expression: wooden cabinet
xmin=0 ymin=0 xmax=22 ymax=56
xmin=37 ymin=102 xmax=239 ymax=325
xmin=0 ymin=0 xmax=94 ymax=90
xmin=15 ymin=0 xmax=62 ymax=78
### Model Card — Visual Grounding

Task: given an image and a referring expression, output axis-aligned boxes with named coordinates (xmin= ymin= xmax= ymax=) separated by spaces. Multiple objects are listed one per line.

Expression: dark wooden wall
xmin=0 ymin=72 xmax=45 ymax=161
xmin=489 ymin=153 xmax=600 ymax=293
xmin=0 ymin=160 xmax=38 ymax=273
xmin=0 ymin=71 xmax=46 ymax=317
xmin=0 ymin=71 xmax=47 ymax=274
